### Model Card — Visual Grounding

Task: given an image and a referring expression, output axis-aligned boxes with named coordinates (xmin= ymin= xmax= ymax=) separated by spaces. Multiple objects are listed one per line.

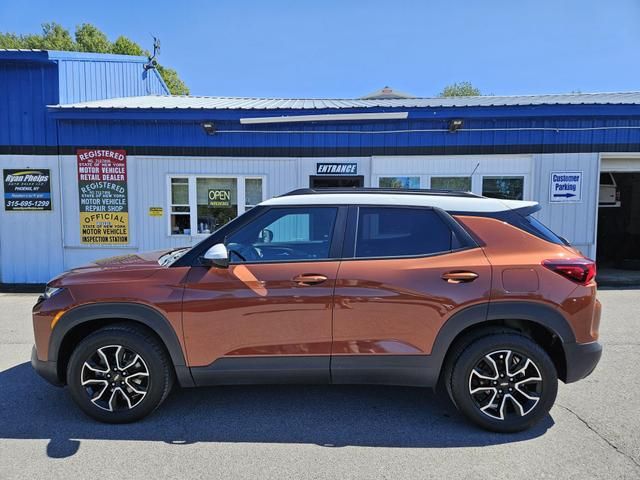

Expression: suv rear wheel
xmin=66 ymin=324 xmax=174 ymax=423
xmin=446 ymin=331 xmax=558 ymax=432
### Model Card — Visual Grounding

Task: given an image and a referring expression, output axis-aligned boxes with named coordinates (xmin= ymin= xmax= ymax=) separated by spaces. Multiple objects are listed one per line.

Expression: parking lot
xmin=0 ymin=289 xmax=638 ymax=480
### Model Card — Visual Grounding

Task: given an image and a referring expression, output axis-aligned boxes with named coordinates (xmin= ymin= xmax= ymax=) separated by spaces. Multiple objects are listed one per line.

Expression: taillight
xmin=542 ymin=258 xmax=596 ymax=285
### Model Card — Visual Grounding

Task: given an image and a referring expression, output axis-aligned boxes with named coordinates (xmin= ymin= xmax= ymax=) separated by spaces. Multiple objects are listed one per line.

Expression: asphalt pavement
xmin=0 ymin=289 xmax=638 ymax=479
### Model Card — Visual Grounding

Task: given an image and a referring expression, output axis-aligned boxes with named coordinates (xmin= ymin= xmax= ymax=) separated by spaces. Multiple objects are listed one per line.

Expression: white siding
xmin=0 ymin=155 xmax=64 ymax=283
xmin=1 ymin=153 xmax=601 ymax=283
xmin=59 ymin=155 xmax=301 ymax=272
xmin=532 ymin=153 xmax=600 ymax=259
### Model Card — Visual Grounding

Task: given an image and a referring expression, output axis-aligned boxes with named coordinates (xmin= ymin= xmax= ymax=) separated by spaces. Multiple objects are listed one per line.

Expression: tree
xmin=41 ymin=22 xmax=76 ymax=50
xmin=439 ymin=81 xmax=482 ymax=97
xmin=157 ymin=65 xmax=189 ymax=96
xmin=75 ymin=23 xmax=111 ymax=53
xmin=112 ymin=36 xmax=145 ymax=56
xmin=0 ymin=23 xmax=188 ymax=95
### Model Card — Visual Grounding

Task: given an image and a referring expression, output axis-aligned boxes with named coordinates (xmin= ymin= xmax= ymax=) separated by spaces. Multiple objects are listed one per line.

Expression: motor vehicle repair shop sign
xmin=550 ymin=171 xmax=582 ymax=203
xmin=77 ymin=149 xmax=129 ymax=244
xmin=3 ymin=169 xmax=52 ymax=211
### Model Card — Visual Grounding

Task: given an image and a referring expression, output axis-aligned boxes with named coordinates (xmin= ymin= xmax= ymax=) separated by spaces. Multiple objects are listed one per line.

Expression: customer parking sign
xmin=550 ymin=171 xmax=582 ymax=203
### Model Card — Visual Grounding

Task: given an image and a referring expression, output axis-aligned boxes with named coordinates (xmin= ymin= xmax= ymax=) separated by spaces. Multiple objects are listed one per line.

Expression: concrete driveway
xmin=0 ymin=289 xmax=638 ymax=479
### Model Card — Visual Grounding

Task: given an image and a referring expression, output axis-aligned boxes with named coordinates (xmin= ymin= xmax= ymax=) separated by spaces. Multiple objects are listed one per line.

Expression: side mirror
xmin=201 ymin=243 xmax=229 ymax=268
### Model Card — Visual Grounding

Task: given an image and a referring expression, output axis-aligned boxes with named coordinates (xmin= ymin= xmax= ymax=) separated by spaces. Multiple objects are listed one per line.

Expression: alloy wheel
xmin=468 ymin=349 xmax=543 ymax=421
xmin=80 ymin=345 xmax=150 ymax=412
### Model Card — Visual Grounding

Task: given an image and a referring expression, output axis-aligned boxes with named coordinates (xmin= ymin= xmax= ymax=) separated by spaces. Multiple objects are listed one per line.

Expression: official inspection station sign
xmin=77 ymin=149 xmax=129 ymax=244
xmin=3 ymin=169 xmax=52 ymax=211
xmin=550 ymin=171 xmax=582 ymax=203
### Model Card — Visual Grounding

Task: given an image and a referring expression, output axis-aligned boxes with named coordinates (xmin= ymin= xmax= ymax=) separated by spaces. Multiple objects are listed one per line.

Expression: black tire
xmin=66 ymin=323 xmax=174 ymax=423
xmin=445 ymin=330 xmax=557 ymax=433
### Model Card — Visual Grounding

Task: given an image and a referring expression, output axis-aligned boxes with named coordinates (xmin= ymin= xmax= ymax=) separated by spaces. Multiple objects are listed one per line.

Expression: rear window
xmin=355 ymin=207 xmax=453 ymax=258
xmin=524 ymin=215 xmax=569 ymax=246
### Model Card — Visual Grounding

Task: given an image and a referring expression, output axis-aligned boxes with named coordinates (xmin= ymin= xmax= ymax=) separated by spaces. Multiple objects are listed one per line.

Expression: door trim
xmin=190 ymin=356 xmax=330 ymax=385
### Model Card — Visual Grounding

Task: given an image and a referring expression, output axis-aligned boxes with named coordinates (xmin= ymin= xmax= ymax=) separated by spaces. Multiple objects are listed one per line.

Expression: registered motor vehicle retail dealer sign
xmin=3 ymin=169 xmax=52 ymax=211
xmin=550 ymin=171 xmax=582 ymax=203
xmin=77 ymin=149 xmax=129 ymax=244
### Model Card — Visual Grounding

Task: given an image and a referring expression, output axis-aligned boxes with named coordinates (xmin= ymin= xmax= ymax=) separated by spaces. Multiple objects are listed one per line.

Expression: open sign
xmin=208 ymin=189 xmax=231 ymax=207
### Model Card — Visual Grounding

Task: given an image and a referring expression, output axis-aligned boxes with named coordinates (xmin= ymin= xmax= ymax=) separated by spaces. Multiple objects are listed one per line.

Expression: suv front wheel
xmin=446 ymin=331 xmax=558 ymax=432
xmin=66 ymin=324 xmax=174 ymax=423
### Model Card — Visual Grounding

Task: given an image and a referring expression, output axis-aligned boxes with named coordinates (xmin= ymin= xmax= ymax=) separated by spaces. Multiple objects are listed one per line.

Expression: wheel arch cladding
xmin=433 ymin=301 xmax=574 ymax=383
xmin=50 ymin=302 xmax=194 ymax=387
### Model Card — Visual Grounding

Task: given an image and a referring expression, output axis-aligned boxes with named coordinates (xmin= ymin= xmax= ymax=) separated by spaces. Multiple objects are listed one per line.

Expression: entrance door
xmin=310 ymin=176 xmax=364 ymax=188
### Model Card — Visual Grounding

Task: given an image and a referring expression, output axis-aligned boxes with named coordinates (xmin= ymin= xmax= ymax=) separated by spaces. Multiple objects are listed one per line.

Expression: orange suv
xmin=32 ymin=188 xmax=602 ymax=432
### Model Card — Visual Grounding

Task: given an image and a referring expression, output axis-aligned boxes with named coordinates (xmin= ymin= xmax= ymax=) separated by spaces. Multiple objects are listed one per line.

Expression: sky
xmin=1 ymin=0 xmax=640 ymax=98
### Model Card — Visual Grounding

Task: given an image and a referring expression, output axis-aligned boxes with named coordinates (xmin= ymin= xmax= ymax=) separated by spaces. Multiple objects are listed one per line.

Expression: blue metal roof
xmin=3 ymin=49 xmax=640 ymax=156
xmin=0 ymin=49 xmax=169 ymax=148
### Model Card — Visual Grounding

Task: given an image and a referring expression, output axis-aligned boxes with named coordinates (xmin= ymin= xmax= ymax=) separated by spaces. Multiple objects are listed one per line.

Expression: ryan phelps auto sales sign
xmin=3 ymin=169 xmax=52 ymax=211
xmin=77 ymin=149 xmax=129 ymax=245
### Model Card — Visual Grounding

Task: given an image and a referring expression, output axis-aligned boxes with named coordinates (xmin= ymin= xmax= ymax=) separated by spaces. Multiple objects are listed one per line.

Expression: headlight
xmin=43 ymin=286 xmax=63 ymax=299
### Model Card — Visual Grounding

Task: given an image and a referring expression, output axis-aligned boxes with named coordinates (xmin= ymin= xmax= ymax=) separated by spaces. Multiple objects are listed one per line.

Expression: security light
xmin=201 ymin=122 xmax=216 ymax=135
xmin=449 ymin=119 xmax=464 ymax=132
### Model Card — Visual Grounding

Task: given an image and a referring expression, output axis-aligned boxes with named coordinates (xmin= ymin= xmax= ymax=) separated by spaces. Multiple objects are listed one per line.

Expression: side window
xmin=226 ymin=207 xmax=338 ymax=262
xmin=482 ymin=176 xmax=524 ymax=200
xmin=355 ymin=207 xmax=453 ymax=258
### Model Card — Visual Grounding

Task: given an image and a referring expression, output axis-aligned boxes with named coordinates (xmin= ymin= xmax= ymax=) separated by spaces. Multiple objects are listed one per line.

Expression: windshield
xmin=158 ymin=248 xmax=190 ymax=267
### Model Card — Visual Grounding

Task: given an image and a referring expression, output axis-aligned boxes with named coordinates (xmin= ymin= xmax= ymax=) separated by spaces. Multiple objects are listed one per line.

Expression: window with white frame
xmin=168 ymin=175 xmax=264 ymax=235
xmin=378 ymin=176 xmax=420 ymax=189
xmin=482 ymin=176 xmax=524 ymax=200
xmin=170 ymin=178 xmax=191 ymax=235
xmin=430 ymin=176 xmax=472 ymax=191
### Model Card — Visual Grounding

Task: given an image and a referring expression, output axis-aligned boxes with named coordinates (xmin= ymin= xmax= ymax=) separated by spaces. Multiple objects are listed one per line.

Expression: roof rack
xmin=280 ymin=187 xmax=482 ymax=198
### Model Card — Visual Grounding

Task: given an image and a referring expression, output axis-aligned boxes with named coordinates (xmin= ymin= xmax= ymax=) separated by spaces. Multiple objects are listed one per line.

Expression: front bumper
xmin=31 ymin=345 xmax=62 ymax=386
xmin=563 ymin=341 xmax=603 ymax=383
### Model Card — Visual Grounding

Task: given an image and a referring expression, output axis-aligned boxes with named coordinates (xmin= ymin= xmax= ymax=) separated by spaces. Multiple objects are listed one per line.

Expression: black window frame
xmin=173 ymin=205 xmax=348 ymax=267
xmin=341 ymin=205 xmax=478 ymax=260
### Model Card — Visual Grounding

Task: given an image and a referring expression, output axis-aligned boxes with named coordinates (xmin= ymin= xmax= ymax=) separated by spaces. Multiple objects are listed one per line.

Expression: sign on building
xmin=316 ymin=163 xmax=358 ymax=175
xmin=208 ymin=189 xmax=231 ymax=207
xmin=77 ymin=149 xmax=129 ymax=244
xmin=550 ymin=171 xmax=582 ymax=203
xmin=148 ymin=206 xmax=164 ymax=217
xmin=3 ymin=169 xmax=52 ymax=211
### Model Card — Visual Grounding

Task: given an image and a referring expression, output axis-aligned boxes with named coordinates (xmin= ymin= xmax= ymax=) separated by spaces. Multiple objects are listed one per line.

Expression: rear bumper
xmin=563 ymin=341 xmax=602 ymax=383
xmin=31 ymin=345 xmax=62 ymax=386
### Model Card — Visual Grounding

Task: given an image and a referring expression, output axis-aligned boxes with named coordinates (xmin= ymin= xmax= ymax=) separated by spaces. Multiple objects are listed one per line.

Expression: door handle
xmin=442 ymin=271 xmax=479 ymax=284
xmin=293 ymin=274 xmax=328 ymax=286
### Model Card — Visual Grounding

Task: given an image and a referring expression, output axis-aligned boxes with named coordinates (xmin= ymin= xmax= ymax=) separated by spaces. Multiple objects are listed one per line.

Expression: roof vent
xmin=359 ymin=86 xmax=416 ymax=100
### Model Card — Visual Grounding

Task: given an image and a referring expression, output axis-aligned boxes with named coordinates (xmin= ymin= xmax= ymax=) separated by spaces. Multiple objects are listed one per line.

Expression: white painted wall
xmin=1 ymin=153 xmax=602 ymax=283
xmin=531 ymin=153 xmax=600 ymax=259
xmin=0 ymin=155 xmax=64 ymax=283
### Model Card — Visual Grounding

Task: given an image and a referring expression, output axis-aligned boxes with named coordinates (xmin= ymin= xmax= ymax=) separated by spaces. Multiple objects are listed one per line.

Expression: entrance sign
xmin=77 ymin=149 xmax=129 ymax=244
xmin=316 ymin=163 xmax=357 ymax=175
xmin=550 ymin=171 xmax=582 ymax=203
xmin=3 ymin=169 xmax=52 ymax=211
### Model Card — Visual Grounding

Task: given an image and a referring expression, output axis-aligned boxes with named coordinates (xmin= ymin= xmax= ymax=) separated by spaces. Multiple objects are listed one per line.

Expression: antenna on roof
xmin=144 ymin=36 xmax=161 ymax=71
